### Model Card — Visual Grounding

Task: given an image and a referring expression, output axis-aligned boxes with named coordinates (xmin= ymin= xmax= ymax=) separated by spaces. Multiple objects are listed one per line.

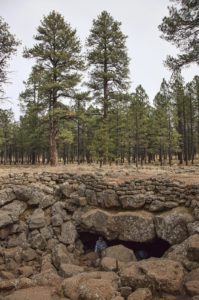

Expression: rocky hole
xmin=78 ymin=231 xmax=170 ymax=260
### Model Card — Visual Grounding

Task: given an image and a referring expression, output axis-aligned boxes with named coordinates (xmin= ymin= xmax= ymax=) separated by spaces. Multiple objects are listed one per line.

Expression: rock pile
xmin=0 ymin=172 xmax=198 ymax=300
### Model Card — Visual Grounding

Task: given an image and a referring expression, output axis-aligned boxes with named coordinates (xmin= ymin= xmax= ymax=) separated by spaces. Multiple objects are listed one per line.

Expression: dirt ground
xmin=0 ymin=163 xmax=198 ymax=184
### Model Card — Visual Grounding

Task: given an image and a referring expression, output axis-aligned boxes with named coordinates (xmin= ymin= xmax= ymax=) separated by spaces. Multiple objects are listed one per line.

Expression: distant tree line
xmin=0 ymin=72 xmax=198 ymax=166
xmin=0 ymin=0 xmax=198 ymax=166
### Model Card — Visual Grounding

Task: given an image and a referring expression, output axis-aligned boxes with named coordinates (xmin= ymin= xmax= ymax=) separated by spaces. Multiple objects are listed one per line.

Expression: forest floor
xmin=0 ymin=162 xmax=199 ymax=184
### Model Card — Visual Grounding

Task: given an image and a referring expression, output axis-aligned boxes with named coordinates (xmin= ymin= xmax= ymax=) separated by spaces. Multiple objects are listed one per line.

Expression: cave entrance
xmin=78 ymin=231 xmax=170 ymax=259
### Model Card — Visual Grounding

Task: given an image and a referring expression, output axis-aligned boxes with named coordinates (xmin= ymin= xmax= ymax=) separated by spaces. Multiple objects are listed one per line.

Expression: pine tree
xmin=153 ymin=79 xmax=180 ymax=165
xmin=86 ymin=11 xmax=130 ymax=163
xmin=127 ymin=85 xmax=149 ymax=167
xmin=159 ymin=0 xmax=199 ymax=69
xmin=87 ymin=11 xmax=130 ymax=118
xmin=170 ymin=72 xmax=188 ymax=164
xmin=0 ymin=109 xmax=14 ymax=163
xmin=191 ymin=76 xmax=199 ymax=155
xmin=184 ymin=76 xmax=199 ymax=162
xmin=24 ymin=11 xmax=83 ymax=165
xmin=0 ymin=17 xmax=20 ymax=98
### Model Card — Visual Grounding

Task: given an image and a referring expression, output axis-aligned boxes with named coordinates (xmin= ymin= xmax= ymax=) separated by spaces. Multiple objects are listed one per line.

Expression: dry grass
xmin=0 ymin=163 xmax=198 ymax=185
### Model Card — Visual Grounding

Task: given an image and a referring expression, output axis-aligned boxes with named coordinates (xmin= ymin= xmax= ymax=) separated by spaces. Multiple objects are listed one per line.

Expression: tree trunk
xmin=50 ymin=130 xmax=58 ymax=166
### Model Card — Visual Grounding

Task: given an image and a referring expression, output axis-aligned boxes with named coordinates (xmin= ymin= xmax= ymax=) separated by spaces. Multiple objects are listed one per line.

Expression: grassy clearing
xmin=0 ymin=163 xmax=198 ymax=184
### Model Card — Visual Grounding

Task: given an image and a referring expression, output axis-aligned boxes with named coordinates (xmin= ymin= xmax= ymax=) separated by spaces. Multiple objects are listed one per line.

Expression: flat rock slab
xmin=80 ymin=209 xmax=155 ymax=242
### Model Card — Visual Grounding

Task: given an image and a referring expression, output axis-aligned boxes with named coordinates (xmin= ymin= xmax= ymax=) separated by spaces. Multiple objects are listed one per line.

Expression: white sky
xmin=1 ymin=0 xmax=198 ymax=120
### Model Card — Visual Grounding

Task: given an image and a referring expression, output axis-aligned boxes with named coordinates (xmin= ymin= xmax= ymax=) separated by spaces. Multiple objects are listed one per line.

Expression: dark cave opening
xmin=78 ymin=231 xmax=170 ymax=259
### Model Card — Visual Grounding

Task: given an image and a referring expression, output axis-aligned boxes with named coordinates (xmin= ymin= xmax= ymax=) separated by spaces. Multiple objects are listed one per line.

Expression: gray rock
xmin=104 ymin=245 xmax=136 ymax=262
xmin=80 ymin=209 xmax=155 ymax=242
xmin=149 ymin=200 xmax=178 ymax=212
xmin=51 ymin=244 xmax=75 ymax=269
xmin=8 ymin=232 xmax=29 ymax=249
xmin=155 ymin=207 xmax=194 ymax=245
xmin=22 ymin=248 xmax=37 ymax=262
xmin=78 ymin=183 xmax=86 ymax=197
xmin=39 ymin=195 xmax=56 ymax=209
xmin=59 ymin=182 xmax=74 ymax=198
xmin=185 ymin=280 xmax=199 ymax=297
xmin=1 ymin=200 xmax=27 ymax=221
xmin=51 ymin=201 xmax=67 ymax=218
xmin=0 ymin=210 xmax=14 ymax=228
xmin=111 ymin=211 xmax=155 ymax=242
xmin=11 ymin=221 xmax=28 ymax=234
xmin=85 ymin=189 xmax=97 ymax=206
xmin=187 ymin=234 xmax=199 ymax=262
xmin=194 ymin=207 xmax=199 ymax=220
xmin=59 ymin=221 xmax=77 ymax=245
xmin=120 ymin=259 xmax=185 ymax=294
xmin=120 ymin=195 xmax=145 ymax=209
xmin=0 ymin=189 xmax=16 ymax=207
xmin=29 ymin=231 xmax=47 ymax=250
xmin=51 ymin=214 xmax=63 ymax=226
xmin=40 ymin=226 xmax=53 ymax=240
xmin=97 ymin=189 xmax=120 ymax=208
xmin=0 ymin=227 xmax=11 ymax=239
xmin=13 ymin=186 xmax=46 ymax=206
xmin=59 ymin=263 xmax=85 ymax=278
xmin=127 ymin=288 xmax=152 ymax=300
xmin=164 ymin=234 xmax=199 ymax=270
xmin=188 ymin=221 xmax=199 ymax=235
xmin=28 ymin=208 xmax=45 ymax=229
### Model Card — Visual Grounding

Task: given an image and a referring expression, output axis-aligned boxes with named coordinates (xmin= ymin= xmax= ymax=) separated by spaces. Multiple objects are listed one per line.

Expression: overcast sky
xmin=1 ymin=0 xmax=198 ymax=120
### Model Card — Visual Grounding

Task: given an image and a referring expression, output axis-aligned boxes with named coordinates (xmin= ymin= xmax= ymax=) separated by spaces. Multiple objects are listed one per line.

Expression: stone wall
xmin=0 ymin=172 xmax=198 ymax=246
xmin=1 ymin=172 xmax=198 ymax=212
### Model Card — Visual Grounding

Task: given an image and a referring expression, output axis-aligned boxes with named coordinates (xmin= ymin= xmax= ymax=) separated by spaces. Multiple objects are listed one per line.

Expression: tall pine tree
xmin=0 ymin=17 xmax=19 ymax=98
xmin=24 ymin=11 xmax=83 ymax=165
xmin=86 ymin=11 xmax=130 ymax=163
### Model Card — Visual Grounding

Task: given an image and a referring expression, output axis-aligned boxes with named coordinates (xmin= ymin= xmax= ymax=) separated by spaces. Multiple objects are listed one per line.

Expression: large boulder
xmin=13 ymin=186 xmax=46 ymax=206
xmin=155 ymin=207 xmax=194 ymax=245
xmin=120 ymin=259 xmax=185 ymax=294
xmin=80 ymin=209 xmax=110 ymax=237
xmin=164 ymin=234 xmax=199 ymax=270
xmin=4 ymin=286 xmax=55 ymax=300
xmin=127 ymin=288 xmax=152 ymax=300
xmin=104 ymin=245 xmax=136 ymax=262
xmin=51 ymin=244 xmax=75 ymax=269
xmin=79 ymin=278 xmax=118 ymax=300
xmin=110 ymin=211 xmax=155 ymax=242
xmin=80 ymin=209 xmax=155 ymax=242
xmin=62 ymin=271 xmax=119 ymax=300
